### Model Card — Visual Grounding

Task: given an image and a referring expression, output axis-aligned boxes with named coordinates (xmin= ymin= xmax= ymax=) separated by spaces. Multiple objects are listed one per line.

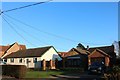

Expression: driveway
xmin=52 ymin=72 xmax=105 ymax=80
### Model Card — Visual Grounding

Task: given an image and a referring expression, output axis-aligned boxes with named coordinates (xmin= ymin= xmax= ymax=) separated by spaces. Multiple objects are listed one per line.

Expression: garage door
xmin=91 ymin=57 xmax=105 ymax=64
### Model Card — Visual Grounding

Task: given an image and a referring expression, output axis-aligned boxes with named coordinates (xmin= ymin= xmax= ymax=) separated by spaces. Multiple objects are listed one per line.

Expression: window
xmin=33 ymin=58 xmax=37 ymax=63
xmin=4 ymin=59 xmax=7 ymax=63
xmin=19 ymin=58 xmax=22 ymax=63
xmin=26 ymin=59 xmax=29 ymax=63
xmin=10 ymin=58 xmax=14 ymax=63
xmin=68 ymin=61 xmax=70 ymax=66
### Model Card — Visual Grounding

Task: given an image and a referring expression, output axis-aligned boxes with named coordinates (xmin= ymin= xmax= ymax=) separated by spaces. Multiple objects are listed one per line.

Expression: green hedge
xmin=1 ymin=65 xmax=27 ymax=79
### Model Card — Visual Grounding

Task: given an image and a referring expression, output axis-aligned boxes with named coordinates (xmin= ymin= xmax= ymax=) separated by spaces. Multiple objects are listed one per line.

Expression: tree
xmin=76 ymin=43 xmax=86 ymax=50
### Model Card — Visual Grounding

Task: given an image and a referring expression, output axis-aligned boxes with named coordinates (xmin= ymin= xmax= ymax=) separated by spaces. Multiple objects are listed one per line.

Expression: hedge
xmin=1 ymin=65 xmax=27 ymax=79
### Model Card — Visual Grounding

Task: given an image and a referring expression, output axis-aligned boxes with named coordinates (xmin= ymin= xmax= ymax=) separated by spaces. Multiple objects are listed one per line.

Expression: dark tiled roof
xmin=95 ymin=49 xmax=110 ymax=57
xmin=76 ymin=48 xmax=90 ymax=54
xmin=64 ymin=48 xmax=88 ymax=57
xmin=88 ymin=45 xmax=114 ymax=55
xmin=4 ymin=46 xmax=53 ymax=58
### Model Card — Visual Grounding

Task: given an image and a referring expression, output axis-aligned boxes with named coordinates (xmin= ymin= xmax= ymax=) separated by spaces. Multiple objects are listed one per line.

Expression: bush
xmin=1 ymin=65 xmax=27 ymax=79
xmin=105 ymin=65 xmax=120 ymax=80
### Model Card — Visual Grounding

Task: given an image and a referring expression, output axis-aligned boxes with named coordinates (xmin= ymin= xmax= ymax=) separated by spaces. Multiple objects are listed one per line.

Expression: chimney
xmin=87 ymin=45 xmax=89 ymax=50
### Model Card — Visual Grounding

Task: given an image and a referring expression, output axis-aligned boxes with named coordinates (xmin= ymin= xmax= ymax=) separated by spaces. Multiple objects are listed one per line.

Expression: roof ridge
xmin=27 ymin=46 xmax=52 ymax=50
xmin=88 ymin=45 xmax=113 ymax=49
xmin=11 ymin=46 xmax=53 ymax=53
xmin=4 ymin=43 xmax=16 ymax=52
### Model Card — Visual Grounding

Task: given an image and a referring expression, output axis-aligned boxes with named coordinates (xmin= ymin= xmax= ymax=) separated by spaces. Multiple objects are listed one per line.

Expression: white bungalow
xmin=3 ymin=46 xmax=62 ymax=68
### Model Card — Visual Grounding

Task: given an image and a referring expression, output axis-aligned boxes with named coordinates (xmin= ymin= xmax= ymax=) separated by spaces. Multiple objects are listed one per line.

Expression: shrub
xmin=1 ymin=65 xmax=27 ymax=79
xmin=105 ymin=65 xmax=120 ymax=80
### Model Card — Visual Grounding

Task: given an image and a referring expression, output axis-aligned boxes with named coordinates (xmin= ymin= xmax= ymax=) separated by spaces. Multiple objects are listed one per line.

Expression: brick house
xmin=59 ymin=44 xmax=116 ymax=69
xmin=61 ymin=48 xmax=89 ymax=70
xmin=0 ymin=42 xmax=26 ymax=63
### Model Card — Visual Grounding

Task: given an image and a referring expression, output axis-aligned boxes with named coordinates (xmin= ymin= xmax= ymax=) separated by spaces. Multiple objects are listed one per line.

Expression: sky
xmin=1 ymin=2 xmax=118 ymax=51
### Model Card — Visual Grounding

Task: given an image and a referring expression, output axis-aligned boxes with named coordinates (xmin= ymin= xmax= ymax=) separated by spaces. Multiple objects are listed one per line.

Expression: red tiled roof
xmin=0 ymin=46 xmax=10 ymax=52
xmin=58 ymin=52 xmax=67 ymax=58
xmin=19 ymin=45 xmax=26 ymax=50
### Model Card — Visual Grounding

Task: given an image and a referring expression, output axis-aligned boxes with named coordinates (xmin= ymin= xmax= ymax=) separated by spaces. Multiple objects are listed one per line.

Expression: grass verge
xmin=25 ymin=70 xmax=64 ymax=78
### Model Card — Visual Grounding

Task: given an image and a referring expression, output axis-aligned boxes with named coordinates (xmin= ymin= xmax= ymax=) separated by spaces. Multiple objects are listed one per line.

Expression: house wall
xmin=41 ymin=47 xmax=62 ymax=61
xmin=25 ymin=57 xmax=42 ymax=68
xmin=64 ymin=54 xmax=88 ymax=70
xmin=6 ymin=57 xmax=41 ymax=68
xmin=0 ymin=51 xmax=4 ymax=57
xmin=89 ymin=50 xmax=105 ymax=58
xmin=105 ymin=57 xmax=110 ymax=66
xmin=88 ymin=50 xmax=110 ymax=66
xmin=7 ymin=58 xmax=25 ymax=65
xmin=2 ymin=43 xmax=20 ymax=59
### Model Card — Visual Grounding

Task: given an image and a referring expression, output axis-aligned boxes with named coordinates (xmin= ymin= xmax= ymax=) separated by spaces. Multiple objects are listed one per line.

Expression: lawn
xmin=25 ymin=68 xmax=84 ymax=78
xmin=25 ymin=70 xmax=64 ymax=78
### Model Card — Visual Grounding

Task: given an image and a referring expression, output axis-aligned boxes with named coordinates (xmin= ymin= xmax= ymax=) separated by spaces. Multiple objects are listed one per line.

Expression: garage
xmin=88 ymin=49 xmax=110 ymax=67
xmin=91 ymin=57 xmax=105 ymax=64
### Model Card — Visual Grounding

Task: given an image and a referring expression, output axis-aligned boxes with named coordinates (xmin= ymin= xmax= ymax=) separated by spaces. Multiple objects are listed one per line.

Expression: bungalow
xmin=3 ymin=46 xmax=62 ymax=69
xmin=62 ymin=47 xmax=89 ymax=70
xmin=58 ymin=43 xmax=116 ymax=69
